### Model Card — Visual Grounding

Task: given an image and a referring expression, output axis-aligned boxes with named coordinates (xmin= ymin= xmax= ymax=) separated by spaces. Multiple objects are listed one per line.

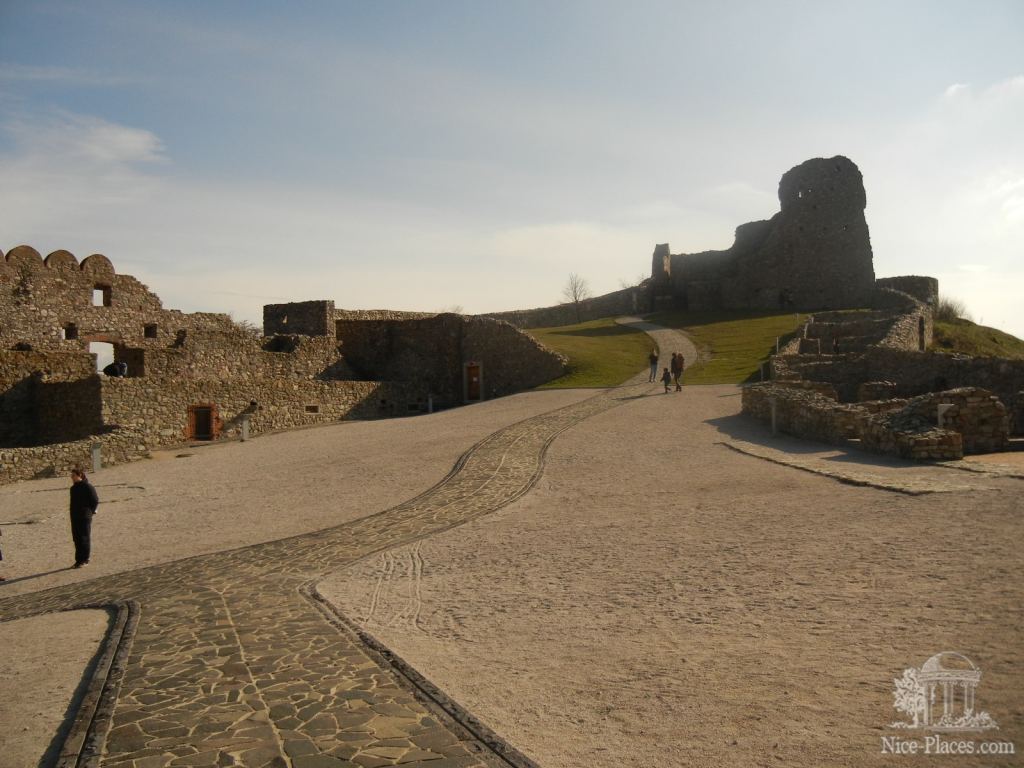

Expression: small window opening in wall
xmin=144 ymin=323 xmax=158 ymax=339
xmin=305 ymin=404 xmax=320 ymax=414
xmin=93 ymin=284 xmax=112 ymax=307
xmin=62 ymin=323 xmax=79 ymax=340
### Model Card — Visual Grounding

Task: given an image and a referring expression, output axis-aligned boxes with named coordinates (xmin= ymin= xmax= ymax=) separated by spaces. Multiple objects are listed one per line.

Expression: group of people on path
xmin=648 ymin=350 xmax=686 ymax=392
xmin=0 ymin=467 xmax=99 ymax=582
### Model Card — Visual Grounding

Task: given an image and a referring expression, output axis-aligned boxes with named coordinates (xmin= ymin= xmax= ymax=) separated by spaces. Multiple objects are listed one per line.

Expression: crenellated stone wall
xmin=0 ymin=246 xmax=236 ymax=352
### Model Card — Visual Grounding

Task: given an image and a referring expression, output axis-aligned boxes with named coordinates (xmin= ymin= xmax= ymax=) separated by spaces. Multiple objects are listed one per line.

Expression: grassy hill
xmin=931 ymin=318 xmax=1024 ymax=359
xmin=528 ymin=316 xmax=653 ymax=388
xmin=648 ymin=310 xmax=804 ymax=384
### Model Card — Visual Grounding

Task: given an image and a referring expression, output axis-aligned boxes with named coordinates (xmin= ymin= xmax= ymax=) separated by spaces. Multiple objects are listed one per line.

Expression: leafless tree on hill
xmin=562 ymin=273 xmax=591 ymax=323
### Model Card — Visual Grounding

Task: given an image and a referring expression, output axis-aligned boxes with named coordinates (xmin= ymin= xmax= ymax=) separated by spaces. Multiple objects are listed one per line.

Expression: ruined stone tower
xmin=652 ymin=155 xmax=876 ymax=311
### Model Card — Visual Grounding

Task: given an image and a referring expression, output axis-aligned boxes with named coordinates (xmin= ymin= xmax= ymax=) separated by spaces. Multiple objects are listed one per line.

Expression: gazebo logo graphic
xmin=890 ymin=652 xmax=999 ymax=731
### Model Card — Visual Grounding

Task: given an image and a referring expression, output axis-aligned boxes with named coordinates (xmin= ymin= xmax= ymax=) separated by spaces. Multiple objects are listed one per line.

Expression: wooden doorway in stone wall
xmin=464 ymin=362 xmax=483 ymax=403
xmin=188 ymin=404 xmax=219 ymax=441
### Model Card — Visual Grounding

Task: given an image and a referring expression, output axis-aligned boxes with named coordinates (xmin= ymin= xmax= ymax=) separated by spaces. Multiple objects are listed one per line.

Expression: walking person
xmin=661 ymin=366 xmax=672 ymax=393
xmin=673 ymin=353 xmax=685 ymax=391
xmin=648 ymin=350 xmax=659 ymax=382
xmin=69 ymin=467 xmax=99 ymax=568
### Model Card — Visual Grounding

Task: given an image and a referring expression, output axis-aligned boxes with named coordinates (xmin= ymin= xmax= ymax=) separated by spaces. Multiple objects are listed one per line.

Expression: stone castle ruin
xmin=0 ymin=247 xmax=565 ymax=483
xmin=3 ymin=155 xmax=1020 ymax=479
xmin=650 ymin=155 xmax=877 ymax=312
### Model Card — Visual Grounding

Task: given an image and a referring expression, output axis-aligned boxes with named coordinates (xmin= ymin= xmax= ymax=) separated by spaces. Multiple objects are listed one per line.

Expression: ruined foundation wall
xmin=772 ymin=348 xmax=1024 ymax=420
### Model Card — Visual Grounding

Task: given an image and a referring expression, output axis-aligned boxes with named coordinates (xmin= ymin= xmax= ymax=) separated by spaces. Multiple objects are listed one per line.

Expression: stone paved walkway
xmin=0 ymin=322 xmax=693 ymax=768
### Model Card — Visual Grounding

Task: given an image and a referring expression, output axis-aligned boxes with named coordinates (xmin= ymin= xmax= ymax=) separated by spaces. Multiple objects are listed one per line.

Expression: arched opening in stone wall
xmin=89 ymin=341 xmax=115 ymax=372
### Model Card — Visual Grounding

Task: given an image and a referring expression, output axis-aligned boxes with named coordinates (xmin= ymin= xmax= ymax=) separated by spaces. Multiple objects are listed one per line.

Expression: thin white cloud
xmin=0 ymin=63 xmax=141 ymax=87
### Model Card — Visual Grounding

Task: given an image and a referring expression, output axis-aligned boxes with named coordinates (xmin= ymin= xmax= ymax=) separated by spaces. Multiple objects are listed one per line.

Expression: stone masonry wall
xmin=98 ymin=377 xmax=425 ymax=448
xmin=771 ymin=347 xmax=1024 ymax=424
xmin=876 ymin=276 xmax=939 ymax=306
xmin=463 ymin=317 xmax=568 ymax=398
xmin=0 ymin=350 xmax=97 ymax=445
xmin=743 ymin=383 xmax=1007 ymax=460
xmin=481 ymin=285 xmax=650 ymax=329
xmin=264 ymin=300 xmax=336 ymax=337
xmin=336 ymin=314 xmax=566 ymax=405
xmin=0 ymin=246 xmax=236 ymax=352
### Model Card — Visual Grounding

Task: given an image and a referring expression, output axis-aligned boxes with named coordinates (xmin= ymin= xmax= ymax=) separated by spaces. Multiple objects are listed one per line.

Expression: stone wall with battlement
xmin=0 ymin=245 xmax=236 ymax=352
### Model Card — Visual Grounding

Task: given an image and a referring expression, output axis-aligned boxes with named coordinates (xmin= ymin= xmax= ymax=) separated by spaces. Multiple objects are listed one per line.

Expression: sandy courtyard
xmin=322 ymin=384 xmax=1024 ymax=767
xmin=2 ymin=378 xmax=1022 ymax=767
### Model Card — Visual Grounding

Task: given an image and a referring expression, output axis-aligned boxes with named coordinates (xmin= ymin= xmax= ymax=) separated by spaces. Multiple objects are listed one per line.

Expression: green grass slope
xmin=528 ymin=317 xmax=653 ymax=388
xmin=648 ymin=310 xmax=804 ymax=384
xmin=932 ymin=319 xmax=1024 ymax=359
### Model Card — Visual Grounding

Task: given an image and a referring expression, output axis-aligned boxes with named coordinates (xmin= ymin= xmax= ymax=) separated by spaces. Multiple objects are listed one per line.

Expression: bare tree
xmin=562 ymin=273 xmax=591 ymax=323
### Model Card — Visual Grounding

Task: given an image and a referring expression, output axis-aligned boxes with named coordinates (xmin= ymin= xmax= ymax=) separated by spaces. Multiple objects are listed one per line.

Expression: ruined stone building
xmin=651 ymin=156 xmax=877 ymax=312
xmin=487 ymin=155 xmax=912 ymax=329
xmin=0 ymin=247 xmax=565 ymax=483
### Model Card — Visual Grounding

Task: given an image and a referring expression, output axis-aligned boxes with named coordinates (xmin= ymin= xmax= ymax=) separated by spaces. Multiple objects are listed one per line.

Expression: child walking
xmin=661 ymin=366 xmax=672 ymax=393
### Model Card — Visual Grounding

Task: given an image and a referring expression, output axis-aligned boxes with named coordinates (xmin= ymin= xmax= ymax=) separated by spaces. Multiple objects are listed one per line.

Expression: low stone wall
xmin=0 ymin=378 xmax=426 ymax=484
xmin=877 ymin=307 xmax=931 ymax=352
xmin=860 ymin=413 xmax=961 ymax=461
xmin=742 ymin=383 xmax=863 ymax=445
xmin=876 ymin=276 xmax=938 ymax=306
xmin=744 ymin=383 xmax=1007 ymax=461
xmin=0 ymin=427 xmax=151 ymax=484
xmin=858 ymin=381 xmax=897 ymax=401
xmin=900 ymin=388 xmax=1009 ymax=454
xmin=99 ymin=377 xmax=425 ymax=448
xmin=482 ymin=285 xmax=650 ymax=329
xmin=772 ymin=347 xmax=1024 ymax=418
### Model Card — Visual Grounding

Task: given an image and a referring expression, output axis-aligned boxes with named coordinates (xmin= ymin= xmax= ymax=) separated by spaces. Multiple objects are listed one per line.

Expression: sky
xmin=1 ymin=1 xmax=1022 ymax=337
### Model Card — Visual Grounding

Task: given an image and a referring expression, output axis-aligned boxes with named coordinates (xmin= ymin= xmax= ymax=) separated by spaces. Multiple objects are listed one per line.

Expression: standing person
xmin=648 ymin=350 xmax=659 ymax=382
xmin=660 ymin=366 xmax=672 ymax=393
xmin=69 ymin=467 xmax=99 ymax=568
xmin=671 ymin=352 xmax=683 ymax=391
xmin=675 ymin=354 xmax=685 ymax=391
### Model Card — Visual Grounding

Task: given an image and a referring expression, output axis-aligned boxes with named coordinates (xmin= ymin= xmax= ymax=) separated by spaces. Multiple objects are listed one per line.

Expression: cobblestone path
xmin=0 ymin=336 xmax=675 ymax=767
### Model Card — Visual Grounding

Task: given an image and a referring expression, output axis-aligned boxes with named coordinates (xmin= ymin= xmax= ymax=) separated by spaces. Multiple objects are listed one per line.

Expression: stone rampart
xmin=481 ymin=285 xmax=649 ymax=329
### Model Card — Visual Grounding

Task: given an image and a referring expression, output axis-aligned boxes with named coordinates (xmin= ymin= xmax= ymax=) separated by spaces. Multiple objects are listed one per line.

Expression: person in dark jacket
xmin=69 ymin=467 xmax=99 ymax=568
